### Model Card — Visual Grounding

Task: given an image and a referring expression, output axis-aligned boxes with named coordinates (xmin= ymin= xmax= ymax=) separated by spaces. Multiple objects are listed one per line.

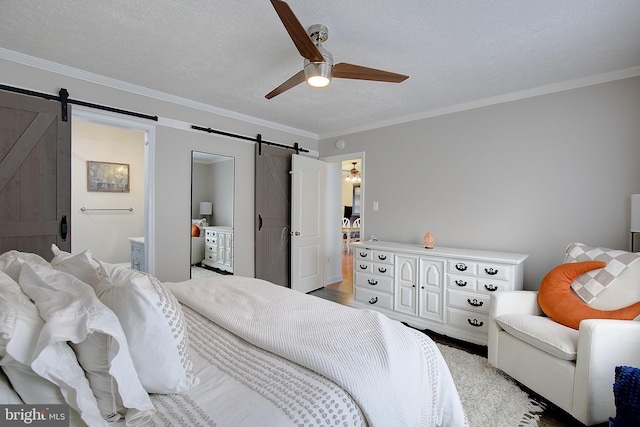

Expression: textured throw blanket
xmin=165 ymin=276 xmax=467 ymax=427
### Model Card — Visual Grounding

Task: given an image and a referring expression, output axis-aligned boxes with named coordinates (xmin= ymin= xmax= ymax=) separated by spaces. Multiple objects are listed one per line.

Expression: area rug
xmin=191 ymin=265 xmax=222 ymax=279
xmin=436 ymin=343 xmax=546 ymax=427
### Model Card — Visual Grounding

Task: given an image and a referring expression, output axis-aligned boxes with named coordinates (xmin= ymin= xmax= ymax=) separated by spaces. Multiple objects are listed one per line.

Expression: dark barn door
xmin=0 ymin=90 xmax=71 ymax=259
xmin=255 ymin=143 xmax=292 ymax=287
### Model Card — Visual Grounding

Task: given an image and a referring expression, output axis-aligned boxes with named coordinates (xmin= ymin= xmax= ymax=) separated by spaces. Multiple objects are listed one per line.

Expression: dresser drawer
xmin=372 ymin=250 xmax=393 ymax=264
xmin=448 ymin=308 xmax=488 ymax=335
xmin=447 ymin=290 xmax=490 ymax=314
xmin=355 ymin=287 xmax=393 ymax=310
xmin=477 ymin=278 xmax=511 ymax=293
xmin=372 ymin=262 xmax=393 ymax=277
xmin=354 ymin=248 xmax=373 ymax=261
xmin=354 ymin=260 xmax=373 ymax=274
xmin=355 ymin=273 xmax=393 ymax=293
xmin=447 ymin=274 xmax=477 ymax=291
xmin=448 ymin=259 xmax=477 ymax=275
xmin=477 ymin=262 xmax=509 ymax=280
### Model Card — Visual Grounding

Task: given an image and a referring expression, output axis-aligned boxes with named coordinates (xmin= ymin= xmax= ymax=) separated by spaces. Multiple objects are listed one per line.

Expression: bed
xmin=0 ymin=248 xmax=468 ymax=427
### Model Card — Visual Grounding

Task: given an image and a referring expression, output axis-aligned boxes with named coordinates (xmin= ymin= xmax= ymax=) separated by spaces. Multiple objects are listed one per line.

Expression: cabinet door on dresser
xmin=394 ymin=256 xmax=418 ymax=315
xmin=418 ymin=257 xmax=445 ymax=321
xmin=394 ymin=255 xmax=445 ymax=320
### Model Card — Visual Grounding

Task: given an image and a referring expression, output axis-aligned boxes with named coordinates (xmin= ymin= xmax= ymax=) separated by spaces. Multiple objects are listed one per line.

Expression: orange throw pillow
xmin=191 ymin=224 xmax=200 ymax=237
xmin=538 ymin=261 xmax=640 ymax=329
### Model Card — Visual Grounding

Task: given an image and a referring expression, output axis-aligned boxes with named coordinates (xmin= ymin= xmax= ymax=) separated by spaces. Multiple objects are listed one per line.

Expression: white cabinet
xmin=202 ymin=226 xmax=233 ymax=273
xmin=418 ymin=257 xmax=445 ymax=321
xmin=394 ymin=255 xmax=418 ymax=315
xmin=350 ymin=241 xmax=527 ymax=345
xmin=128 ymin=237 xmax=145 ymax=272
xmin=393 ymin=256 xmax=445 ymax=321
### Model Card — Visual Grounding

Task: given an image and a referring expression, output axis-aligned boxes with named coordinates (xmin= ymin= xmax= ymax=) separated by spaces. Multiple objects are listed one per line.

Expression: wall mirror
xmin=190 ymin=151 xmax=235 ymax=278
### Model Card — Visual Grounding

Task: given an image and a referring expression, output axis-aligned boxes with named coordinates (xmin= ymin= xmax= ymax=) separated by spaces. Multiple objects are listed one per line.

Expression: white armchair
xmin=489 ymin=290 xmax=640 ymax=425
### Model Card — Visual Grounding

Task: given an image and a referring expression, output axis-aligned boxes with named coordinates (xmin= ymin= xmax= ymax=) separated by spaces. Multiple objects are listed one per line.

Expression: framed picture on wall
xmin=87 ymin=161 xmax=130 ymax=192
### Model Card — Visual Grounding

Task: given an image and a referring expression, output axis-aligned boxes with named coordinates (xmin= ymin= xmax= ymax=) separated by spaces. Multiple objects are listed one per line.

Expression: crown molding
xmin=0 ymin=47 xmax=318 ymax=140
xmin=320 ymin=66 xmax=640 ymax=139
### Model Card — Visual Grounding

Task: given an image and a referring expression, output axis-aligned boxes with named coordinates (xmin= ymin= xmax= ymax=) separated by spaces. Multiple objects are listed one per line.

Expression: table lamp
xmin=199 ymin=202 xmax=212 ymax=226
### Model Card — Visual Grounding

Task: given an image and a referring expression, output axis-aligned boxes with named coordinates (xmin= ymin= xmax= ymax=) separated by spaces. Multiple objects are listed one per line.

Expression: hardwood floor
xmin=309 ymin=252 xmax=353 ymax=305
xmin=327 ymin=252 xmax=353 ymax=293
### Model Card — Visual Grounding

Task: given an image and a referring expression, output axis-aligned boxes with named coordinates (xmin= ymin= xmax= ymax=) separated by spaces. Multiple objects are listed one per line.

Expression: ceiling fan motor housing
xmin=308 ymin=24 xmax=329 ymax=43
xmin=304 ymin=42 xmax=333 ymax=87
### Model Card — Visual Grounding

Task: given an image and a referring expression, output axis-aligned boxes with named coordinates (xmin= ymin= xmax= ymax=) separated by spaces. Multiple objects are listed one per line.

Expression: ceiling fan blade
xmin=333 ymin=63 xmax=409 ymax=83
xmin=265 ymin=70 xmax=306 ymax=99
xmin=270 ymin=0 xmax=324 ymax=62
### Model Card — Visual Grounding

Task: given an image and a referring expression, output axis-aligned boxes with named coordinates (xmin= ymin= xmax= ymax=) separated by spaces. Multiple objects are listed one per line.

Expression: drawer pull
xmin=467 ymin=319 xmax=484 ymax=327
xmin=359 ymin=252 xmax=368 ymax=257
xmin=455 ymin=263 xmax=468 ymax=272
xmin=368 ymin=297 xmax=378 ymax=305
xmin=484 ymin=284 xmax=498 ymax=292
xmin=467 ymin=298 xmax=484 ymax=307
xmin=455 ymin=280 xmax=467 ymax=287
xmin=377 ymin=254 xmax=387 ymax=260
xmin=359 ymin=264 xmax=368 ymax=270
xmin=378 ymin=267 xmax=387 ymax=273
xmin=367 ymin=279 xmax=378 ymax=286
xmin=485 ymin=268 xmax=499 ymax=275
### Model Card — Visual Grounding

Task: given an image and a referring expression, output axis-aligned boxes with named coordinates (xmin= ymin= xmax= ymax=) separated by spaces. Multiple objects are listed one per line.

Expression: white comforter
xmin=165 ymin=276 xmax=467 ymax=427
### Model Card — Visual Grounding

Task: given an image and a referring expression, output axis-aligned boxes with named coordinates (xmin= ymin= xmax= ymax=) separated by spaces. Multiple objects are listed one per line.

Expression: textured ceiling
xmin=1 ymin=0 xmax=639 ymax=138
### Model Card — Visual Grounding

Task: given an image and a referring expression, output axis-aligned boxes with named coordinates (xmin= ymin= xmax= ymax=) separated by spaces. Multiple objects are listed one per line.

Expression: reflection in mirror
xmin=190 ymin=151 xmax=234 ymax=279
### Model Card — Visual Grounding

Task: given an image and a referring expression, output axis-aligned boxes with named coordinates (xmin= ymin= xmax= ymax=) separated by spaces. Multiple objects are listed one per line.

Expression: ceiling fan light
xmin=345 ymin=162 xmax=361 ymax=183
xmin=304 ymin=61 xmax=332 ymax=87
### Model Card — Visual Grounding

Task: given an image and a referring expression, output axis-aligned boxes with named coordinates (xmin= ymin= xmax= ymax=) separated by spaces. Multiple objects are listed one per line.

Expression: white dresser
xmin=202 ymin=226 xmax=234 ymax=273
xmin=349 ymin=241 xmax=528 ymax=345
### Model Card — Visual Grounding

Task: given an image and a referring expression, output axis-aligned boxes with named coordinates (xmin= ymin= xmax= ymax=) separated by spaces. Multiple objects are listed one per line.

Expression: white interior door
xmin=291 ymin=154 xmax=326 ymax=293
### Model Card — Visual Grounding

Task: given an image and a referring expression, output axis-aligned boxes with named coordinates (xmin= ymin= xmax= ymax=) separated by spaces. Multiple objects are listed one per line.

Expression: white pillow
xmin=192 ymin=218 xmax=206 ymax=228
xmin=50 ymin=245 xmax=103 ymax=287
xmin=0 ymin=369 xmax=23 ymax=404
xmin=564 ymin=243 xmax=640 ymax=306
xmin=18 ymin=263 xmax=155 ymax=426
xmin=0 ymin=250 xmax=50 ymax=282
xmin=0 ymin=269 xmax=105 ymax=426
xmin=0 ymin=293 xmax=23 ymax=405
xmin=495 ymin=314 xmax=579 ymax=361
xmin=95 ymin=264 xmax=199 ymax=393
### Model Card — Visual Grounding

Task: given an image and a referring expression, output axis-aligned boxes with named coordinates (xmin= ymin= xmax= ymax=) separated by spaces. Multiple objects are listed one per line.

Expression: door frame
xmin=72 ymin=107 xmax=156 ymax=274
xmin=320 ymin=151 xmax=365 ymax=285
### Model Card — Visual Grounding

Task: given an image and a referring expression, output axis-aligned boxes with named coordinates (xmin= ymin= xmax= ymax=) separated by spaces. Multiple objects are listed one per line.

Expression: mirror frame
xmin=190 ymin=151 xmax=235 ymax=277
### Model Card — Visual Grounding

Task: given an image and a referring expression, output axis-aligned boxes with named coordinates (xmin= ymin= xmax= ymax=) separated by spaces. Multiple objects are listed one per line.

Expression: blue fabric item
xmin=609 ymin=365 xmax=640 ymax=427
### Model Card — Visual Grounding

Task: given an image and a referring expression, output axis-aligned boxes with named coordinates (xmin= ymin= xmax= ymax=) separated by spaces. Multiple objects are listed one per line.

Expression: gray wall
xmin=1 ymin=57 xmax=318 ymax=282
xmin=320 ymin=76 xmax=640 ymax=290
xmin=191 ymin=159 xmax=234 ymax=227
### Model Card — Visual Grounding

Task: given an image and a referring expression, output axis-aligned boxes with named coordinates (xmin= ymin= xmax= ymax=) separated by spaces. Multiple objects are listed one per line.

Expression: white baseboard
xmin=325 ymin=274 xmax=344 ymax=286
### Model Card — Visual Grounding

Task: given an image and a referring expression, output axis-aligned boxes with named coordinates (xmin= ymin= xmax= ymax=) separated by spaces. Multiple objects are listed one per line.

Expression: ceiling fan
xmin=265 ymin=0 xmax=409 ymax=99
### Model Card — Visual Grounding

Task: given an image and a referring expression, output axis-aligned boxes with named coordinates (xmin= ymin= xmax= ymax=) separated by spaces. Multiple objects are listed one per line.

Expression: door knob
xmin=290 ymin=231 xmax=300 ymax=236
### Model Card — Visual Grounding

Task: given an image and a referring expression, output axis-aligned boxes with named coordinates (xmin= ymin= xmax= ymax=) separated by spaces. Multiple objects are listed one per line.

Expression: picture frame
xmin=87 ymin=161 xmax=130 ymax=192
